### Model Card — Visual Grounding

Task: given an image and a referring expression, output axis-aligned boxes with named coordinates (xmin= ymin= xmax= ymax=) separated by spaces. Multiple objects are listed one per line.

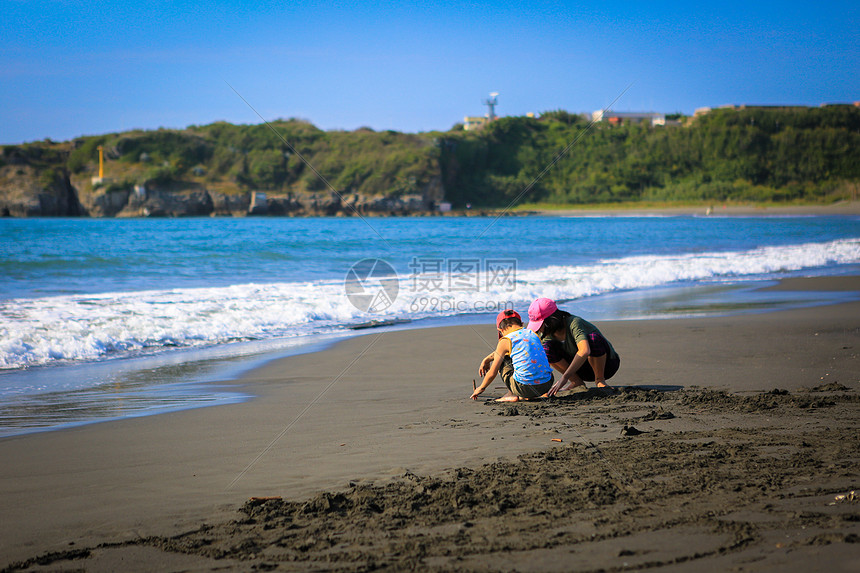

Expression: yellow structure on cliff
xmin=91 ymin=145 xmax=112 ymax=187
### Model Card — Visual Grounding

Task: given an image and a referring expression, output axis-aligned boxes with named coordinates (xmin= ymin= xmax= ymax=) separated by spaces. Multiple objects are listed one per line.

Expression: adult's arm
xmin=547 ymin=339 xmax=591 ymax=396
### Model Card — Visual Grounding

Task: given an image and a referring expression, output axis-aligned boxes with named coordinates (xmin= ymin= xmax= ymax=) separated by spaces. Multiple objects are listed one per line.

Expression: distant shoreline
xmin=444 ymin=200 xmax=860 ymax=218
xmin=3 ymin=200 xmax=859 ymax=219
xmin=521 ymin=200 xmax=860 ymax=217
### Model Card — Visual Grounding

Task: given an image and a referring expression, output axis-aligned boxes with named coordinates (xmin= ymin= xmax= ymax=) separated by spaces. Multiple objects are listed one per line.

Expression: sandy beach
xmin=1 ymin=276 xmax=858 ymax=572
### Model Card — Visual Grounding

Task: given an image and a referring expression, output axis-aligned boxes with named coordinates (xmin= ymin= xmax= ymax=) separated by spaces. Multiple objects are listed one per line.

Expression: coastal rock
xmin=210 ymin=191 xmax=250 ymax=216
xmin=0 ymin=162 xmax=84 ymax=217
xmin=0 ymin=138 xmax=448 ymax=217
xmin=1 ymin=152 xmax=442 ymax=218
xmin=109 ymin=187 xmax=214 ymax=218
xmin=85 ymin=188 xmax=132 ymax=217
xmin=138 ymin=190 xmax=214 ymax=218
xmin=265 ymin=194 xmax=304 ymax=215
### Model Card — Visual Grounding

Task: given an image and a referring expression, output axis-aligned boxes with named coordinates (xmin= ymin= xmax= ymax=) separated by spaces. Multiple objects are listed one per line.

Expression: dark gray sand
xmin=15 ymin=385 xmax=857 ymax=573
xmin=2 ymin=276 xmax=858 ymax=572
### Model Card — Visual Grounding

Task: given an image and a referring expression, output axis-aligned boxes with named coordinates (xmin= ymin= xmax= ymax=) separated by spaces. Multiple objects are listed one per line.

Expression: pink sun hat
xmin=527 ymin=298 xmax=558 ymax=332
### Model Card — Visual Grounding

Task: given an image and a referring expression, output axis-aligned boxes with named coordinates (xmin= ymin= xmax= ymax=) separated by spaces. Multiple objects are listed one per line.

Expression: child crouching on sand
xmin=471 ymin=309 xmax=554 ymax=402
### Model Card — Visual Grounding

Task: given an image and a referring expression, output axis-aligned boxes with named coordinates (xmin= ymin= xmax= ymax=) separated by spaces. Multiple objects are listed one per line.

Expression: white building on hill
xmin=592 ymin=110 xmax=666 ymax=126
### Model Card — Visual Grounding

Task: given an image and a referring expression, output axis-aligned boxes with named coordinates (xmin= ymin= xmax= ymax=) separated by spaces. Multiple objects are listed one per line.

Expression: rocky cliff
xmin=1 ymin=144 xmax=445 ymax=218
xmin=85 ymin=185 xmax=443 ymax=218
xmin=0 ymin=146 xmax=84 ymax=217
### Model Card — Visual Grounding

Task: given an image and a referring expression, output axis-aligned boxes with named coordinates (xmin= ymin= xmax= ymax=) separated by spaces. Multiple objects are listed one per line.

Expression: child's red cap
xmin=496 ymin=309 xmax=522 ymax=329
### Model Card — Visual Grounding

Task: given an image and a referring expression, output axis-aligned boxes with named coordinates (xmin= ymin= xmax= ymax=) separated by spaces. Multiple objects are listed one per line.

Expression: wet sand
xmin=1 ymin=276 xmax=858 ymax=571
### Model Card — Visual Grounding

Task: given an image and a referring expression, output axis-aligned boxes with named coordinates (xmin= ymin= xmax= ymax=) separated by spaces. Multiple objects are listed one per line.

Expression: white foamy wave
xmin=1 ymin=238 xmax=858 ymax=370
xmin=513 ymin=237 xmax=860 ymax=302
xmin=0 ymin=281 xmax=368 ymax=370
xmin=375 ymin=237 xmax=860 ymax=317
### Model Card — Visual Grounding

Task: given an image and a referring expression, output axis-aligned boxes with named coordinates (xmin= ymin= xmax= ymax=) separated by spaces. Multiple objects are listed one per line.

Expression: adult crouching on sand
xmin=527 ymin=298 xmax=620 ymax=396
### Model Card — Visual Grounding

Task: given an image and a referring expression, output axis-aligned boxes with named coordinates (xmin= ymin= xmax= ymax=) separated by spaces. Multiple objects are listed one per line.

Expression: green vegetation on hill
xmin=438 ymin=105 xmax=860 ymax=207
xmin=3 ymin=105 xmax=859 ymax=214
xmin=61 ymin=119 xmax=441 ymax=198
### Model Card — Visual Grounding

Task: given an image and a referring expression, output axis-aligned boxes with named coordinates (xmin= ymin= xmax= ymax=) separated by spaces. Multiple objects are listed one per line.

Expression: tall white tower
xmin=484 ymin=92 xmax=499 ymax=121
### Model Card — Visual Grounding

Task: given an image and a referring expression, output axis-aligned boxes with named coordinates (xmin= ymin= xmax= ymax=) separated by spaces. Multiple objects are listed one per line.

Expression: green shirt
xmin=544 ymin=315 xmax=618 ymax=362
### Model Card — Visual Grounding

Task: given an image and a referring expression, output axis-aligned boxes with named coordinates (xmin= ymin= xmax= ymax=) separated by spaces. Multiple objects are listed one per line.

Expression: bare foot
xmin=494 ymin=393 xmax=521 ymax=402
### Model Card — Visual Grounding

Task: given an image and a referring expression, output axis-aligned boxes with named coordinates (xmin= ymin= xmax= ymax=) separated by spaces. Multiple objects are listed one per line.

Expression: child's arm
xmin=478 ymin=352 xmax=495 ymax=376
xmin=471 ymin=338 xmax=511 ymax=399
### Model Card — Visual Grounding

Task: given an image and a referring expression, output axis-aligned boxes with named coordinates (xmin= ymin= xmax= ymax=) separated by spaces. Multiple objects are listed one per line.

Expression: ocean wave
xmin=1 ymin=238 xmax=858 ymax=370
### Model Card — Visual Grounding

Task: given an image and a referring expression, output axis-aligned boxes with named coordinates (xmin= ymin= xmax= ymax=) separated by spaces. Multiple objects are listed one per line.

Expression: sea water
xmin=1 ymin=214 xmax=859 ymax=435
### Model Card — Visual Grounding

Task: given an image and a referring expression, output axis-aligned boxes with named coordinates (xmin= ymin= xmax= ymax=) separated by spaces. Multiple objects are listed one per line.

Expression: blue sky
xmin=2 ymin=0 xmax=858 ymax=144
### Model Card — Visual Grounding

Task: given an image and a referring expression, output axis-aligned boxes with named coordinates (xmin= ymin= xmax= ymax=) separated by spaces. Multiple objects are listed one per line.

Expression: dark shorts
xmin=500 ymin=357 xmax=554 ymax=399
xmin=574 ymin=355 xmax=620 ymax=382
xmin=543 ymin=335 xmax=620 ymax=382
xmin=585 ymin=332 xmax=610 ymax=357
